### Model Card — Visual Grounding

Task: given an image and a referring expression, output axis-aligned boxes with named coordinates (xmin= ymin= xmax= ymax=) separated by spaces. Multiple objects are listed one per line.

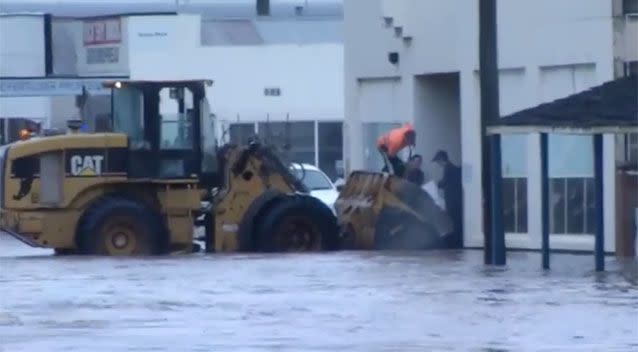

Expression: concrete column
xmin=540 ymin=132 xmax=550 ymax=269
xmin=400 ymin=74 xmax=416 ymax=127
xmin=459 ymin=70 xmax=483 ymax=248
xmin=344 ymin=76 xmax=363 ymax=172
xmin=603 ymin=133 xmax=617 ymax=253
xmin=527 ymin=132 xmax=543 ymax=250
xmin=525 ymin=65 xmax=542 ymax=250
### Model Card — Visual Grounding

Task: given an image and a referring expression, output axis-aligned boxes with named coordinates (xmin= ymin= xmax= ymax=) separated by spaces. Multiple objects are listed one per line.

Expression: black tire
xmin=54 ymin=248 xmax=79 ymax=256
xmin=77 ymin=196 xmax=168 ymax=256
xmin=254 ymin=195 xmax=339 ymax=252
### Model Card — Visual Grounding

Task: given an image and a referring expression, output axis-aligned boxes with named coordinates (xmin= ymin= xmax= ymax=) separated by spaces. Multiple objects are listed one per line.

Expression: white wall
xmin=0 ymin=15 xmax=45 ymax=77
xmin=127 ymin=14 xmax=344 ymax=126
xmin=344 ymin=0 xmax=617 ymax=250
xmin=0 ymin=15 xmax=51 ymax=125
xmin=622 ymin=15 xmax=638 ymax=61
xmin=413 ymin=73 xmax=461 ymax=169
xmin=0 ymin=97 xmax=49 ymax=120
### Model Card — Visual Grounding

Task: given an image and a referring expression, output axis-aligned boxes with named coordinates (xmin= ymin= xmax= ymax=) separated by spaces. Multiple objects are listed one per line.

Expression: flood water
xmin=1 ymin=233 xmax=637 ymax=352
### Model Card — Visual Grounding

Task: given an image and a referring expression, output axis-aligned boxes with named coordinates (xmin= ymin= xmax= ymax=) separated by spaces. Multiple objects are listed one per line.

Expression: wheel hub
xmin=111 ymin=232 xmax=129 ymax=249
xmin=276 ymin=217 xmax=319 ymax=251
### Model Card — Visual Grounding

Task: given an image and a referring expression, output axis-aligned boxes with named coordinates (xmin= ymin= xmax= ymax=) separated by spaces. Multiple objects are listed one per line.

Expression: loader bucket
xmin=334 ymin=171 xmax=454 ymax=250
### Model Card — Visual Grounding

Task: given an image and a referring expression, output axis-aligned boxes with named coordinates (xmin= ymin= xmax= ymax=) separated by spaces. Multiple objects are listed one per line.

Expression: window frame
xmin=224 ymin=119 xmax=344 ymax=180
xmin=549 ymin=176 xmax=595 ymax=236
xmin=623 ymin=0 xmax=638 ymax=15
xmin=502 ymin=177 xmax=528 ymax=234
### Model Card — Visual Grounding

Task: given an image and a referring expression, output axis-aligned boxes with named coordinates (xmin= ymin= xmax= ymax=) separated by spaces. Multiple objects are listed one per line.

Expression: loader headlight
xmin=19 ymin=129 xmax=32 ymax=140
xmin=114 ymin=81 xmax=122 ymax=89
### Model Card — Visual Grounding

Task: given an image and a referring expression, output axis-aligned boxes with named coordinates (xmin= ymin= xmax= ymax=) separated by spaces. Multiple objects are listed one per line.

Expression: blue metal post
xmin=593 ymin=134 xmax=605 ymax=271
xmin=490 ymin=134 xmax=506 ymax=265
xmin=479 ymin=0 xmax=500 ymax=265
xmin=540 ymin=133 xmax=550 ymax=269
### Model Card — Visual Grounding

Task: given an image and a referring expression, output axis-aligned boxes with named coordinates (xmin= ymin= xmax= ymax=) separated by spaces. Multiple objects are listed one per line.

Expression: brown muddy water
xmin=0 ymin=233 xmax=636 ymax=351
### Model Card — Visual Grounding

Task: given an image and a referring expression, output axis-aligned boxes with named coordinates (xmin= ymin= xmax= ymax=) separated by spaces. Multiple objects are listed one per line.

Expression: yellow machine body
xmin=0 ymin=79 xmax=339 ymax=256
xmin=0 ymin=133 xmax=202 ymax=253
xmin=335 ymin=171 xmax=454 ymax=250
xmin=210 ymin=143 xmax=314 ymax=252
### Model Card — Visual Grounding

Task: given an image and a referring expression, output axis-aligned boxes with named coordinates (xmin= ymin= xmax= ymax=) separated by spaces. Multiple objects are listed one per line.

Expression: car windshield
xmin=292 ymin=168 xmax=333 ymax=191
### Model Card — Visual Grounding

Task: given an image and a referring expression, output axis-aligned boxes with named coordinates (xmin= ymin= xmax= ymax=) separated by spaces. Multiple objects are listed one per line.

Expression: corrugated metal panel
xmin=201 ymin=18 xmax=341 ymax=46
xmin=201 ymin=20 xmax=264 ymax=46
xmin=255 ymin=19 xmax=342 ymax=44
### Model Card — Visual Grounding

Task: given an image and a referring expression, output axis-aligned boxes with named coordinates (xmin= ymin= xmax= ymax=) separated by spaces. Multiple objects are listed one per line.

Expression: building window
xmin=227 ymin=120 xmax=343 ymax=178
xmin=502 ymin=177 xmax=528 ymax=233
xmin=627 ymin=133 xmax=638 ymax=163
xmin=258 ymin=121 xmax=315 ymax=165
xmin=625 ymin=61 xmax=638 ymax=77
xmin=624 ymin=0 xmax=638 ymax=14
xmin=501 ymin=134 xmax=528 ymax=233
xmin=318 ymin=122 xmax=343 ymax=181
xmin=550 ymin=177 xmax=596 ymax=235
xmin=547 ymin=135 xmax=594 ymax=235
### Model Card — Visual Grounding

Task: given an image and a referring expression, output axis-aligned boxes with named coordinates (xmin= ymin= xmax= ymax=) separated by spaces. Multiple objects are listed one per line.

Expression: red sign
xmin=83 ymin=17 xmax=122 ymax=46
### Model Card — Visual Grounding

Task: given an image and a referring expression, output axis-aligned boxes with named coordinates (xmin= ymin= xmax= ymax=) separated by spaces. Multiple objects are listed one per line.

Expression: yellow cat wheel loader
xmin=334 ymin=124 xmax=455 ymax=251
xmin=0 ymin=79 xmax=339 ymax=255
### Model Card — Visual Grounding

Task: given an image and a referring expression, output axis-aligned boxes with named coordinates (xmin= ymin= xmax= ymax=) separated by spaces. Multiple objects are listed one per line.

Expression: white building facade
xmin=344 ymin=0 xmax=638 ymax=251
xmin=125 ymin=14 xmax=345 ymax=179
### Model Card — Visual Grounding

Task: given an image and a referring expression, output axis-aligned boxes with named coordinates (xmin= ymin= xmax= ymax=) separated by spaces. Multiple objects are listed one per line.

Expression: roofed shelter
xmin=486 ymin=75 xmax=638 ymax=271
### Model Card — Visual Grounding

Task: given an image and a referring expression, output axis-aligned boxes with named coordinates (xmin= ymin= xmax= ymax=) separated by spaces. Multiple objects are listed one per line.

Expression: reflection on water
xmin=0 ymin=234 xmax=636 ymax=352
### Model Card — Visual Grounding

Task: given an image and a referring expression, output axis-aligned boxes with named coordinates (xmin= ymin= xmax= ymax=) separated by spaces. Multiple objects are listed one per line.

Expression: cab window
xmin=112 ymin=87 xmax=146 ymax=149
xmin=159 ymin=87 xmax=194 ymax=150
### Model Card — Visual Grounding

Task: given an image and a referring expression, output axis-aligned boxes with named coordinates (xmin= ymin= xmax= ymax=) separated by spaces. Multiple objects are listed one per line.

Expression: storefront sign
xmin=84 ymin=17 xmax=122 ymax=46
xmin=128 ymin=17 xmax=176 ymax=51
xmin=137 ymin=31 xmax=168 ymax=38
xmin=86 ymin=47 xmax=120 ymax=64
xmin=0 ymin=79 xmax=112 ymax=97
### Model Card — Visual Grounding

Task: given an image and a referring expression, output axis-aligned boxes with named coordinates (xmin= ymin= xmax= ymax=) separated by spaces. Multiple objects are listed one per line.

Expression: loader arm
xmin=210 ymin=142 xmax=328 ymax=252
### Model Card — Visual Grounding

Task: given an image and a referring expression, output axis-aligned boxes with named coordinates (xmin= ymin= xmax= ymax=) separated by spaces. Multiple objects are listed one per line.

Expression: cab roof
xmin=102 ymin=79 xmax=213 ymax=88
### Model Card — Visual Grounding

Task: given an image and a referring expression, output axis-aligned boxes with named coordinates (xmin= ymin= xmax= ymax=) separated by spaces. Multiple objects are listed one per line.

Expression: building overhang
xmin=487 ymin=125 xmax=638 ymax=135
xmin=0 ymin=77 xmax=127 ymax=97
xmin=487 ymin=75 xmax=638 ymax=136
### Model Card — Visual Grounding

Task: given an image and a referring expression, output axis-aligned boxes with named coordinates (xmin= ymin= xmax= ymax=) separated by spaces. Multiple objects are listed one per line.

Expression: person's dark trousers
xmin=443 ymin=202 xmax=463 ymax=249
xmin=382 ymin=155 xmax=406 ymax=177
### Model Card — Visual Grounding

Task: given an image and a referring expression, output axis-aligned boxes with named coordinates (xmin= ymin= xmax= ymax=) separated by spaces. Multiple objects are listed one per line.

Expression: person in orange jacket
xmin=376 ymin=123 xmax=416 ymax=177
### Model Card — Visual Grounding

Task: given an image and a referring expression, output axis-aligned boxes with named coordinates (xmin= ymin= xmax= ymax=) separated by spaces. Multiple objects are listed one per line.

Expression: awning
xmin=0 ymin=77 xmax=126 ymax=97
xmin=487 ymin=75 xmax=638 ymax=135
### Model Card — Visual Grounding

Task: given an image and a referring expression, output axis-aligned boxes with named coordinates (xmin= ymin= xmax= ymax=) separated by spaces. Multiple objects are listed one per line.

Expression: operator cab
xmin=103 ymin=80 xmax=219 ymax=186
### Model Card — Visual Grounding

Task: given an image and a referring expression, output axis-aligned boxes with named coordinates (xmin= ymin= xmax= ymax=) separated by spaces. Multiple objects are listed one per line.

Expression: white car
xmin=290 ymin=163 xmax=339 ymax=214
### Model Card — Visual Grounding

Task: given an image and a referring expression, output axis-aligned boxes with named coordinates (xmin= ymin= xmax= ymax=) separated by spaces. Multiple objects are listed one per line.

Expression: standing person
xmin=408 ymin=154 xmax=423 ymax=169
xmin=405 ymin=154 xmax=425 ymax=186
xmin=432 ymin=150 xmax=463 ymax=248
